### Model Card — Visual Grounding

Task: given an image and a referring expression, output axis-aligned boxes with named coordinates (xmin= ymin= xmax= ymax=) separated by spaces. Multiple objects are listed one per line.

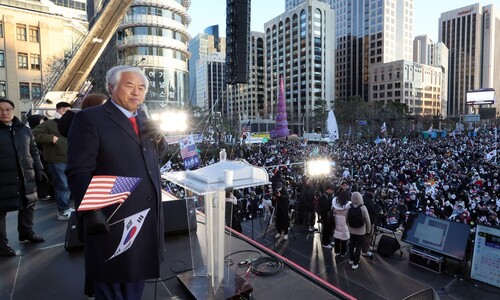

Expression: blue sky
xmin=187 ymin=0 xmax=493 ymax=41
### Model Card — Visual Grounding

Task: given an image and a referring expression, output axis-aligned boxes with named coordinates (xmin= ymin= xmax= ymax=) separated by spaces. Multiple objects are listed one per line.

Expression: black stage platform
xmin=1 ymin=200 xmax=499 ymax=300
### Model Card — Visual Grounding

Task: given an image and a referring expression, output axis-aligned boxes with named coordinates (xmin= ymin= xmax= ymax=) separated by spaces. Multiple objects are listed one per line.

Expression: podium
xmin=163 ymin=157 xmax=269 ymax=299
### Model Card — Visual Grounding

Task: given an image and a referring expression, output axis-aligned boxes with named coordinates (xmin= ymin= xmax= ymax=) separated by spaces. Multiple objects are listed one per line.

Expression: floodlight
xmin=306 ymin=159 xmax=333 ymax=176
xmin=151 ymin=110 xmax=188 ymax=132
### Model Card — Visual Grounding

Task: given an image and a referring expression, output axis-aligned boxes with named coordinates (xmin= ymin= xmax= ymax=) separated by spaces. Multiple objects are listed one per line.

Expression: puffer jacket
xmin=0 ymin=116 xmax=44 ymax=211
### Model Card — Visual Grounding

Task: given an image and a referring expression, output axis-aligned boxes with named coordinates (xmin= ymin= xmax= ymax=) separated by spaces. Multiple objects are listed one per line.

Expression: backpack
xmin=347 ymin=204 xmax=364 ymax=228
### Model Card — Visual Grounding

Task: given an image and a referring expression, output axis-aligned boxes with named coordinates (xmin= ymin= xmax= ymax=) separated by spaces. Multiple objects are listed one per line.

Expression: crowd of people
xmin=169 ymin=128 xmax=500 ymax=232
xmin=166 ymin=127 xmax=500 ymax=269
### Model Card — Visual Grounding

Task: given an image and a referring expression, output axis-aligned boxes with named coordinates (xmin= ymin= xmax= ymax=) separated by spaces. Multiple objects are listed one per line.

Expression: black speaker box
xmin=377 ymin=235 xmax=401 ymax=257
xmin=162 ymin=191 xmax=197 ymax=235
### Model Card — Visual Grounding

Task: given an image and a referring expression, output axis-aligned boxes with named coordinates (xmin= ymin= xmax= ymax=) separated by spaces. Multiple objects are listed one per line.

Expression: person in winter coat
xmin=66 ymin=66 xmax=167 ymax=300
xmin=317 ymin=183 xmax=336 ymax=249
xmin=347 ymin=192 xmax=371 ymax=270
xmin=27 ymin=114 xmax=52 ymax=200
xmin=332 ymin=190 xmax=351 ymax=256
xmin=273 ymin=180 xmax=290 ymax=240
xmin=33 ymin=101 xmax=73 ymax=221
xmin=0 ymin=99 xmax=46 ymax=257
xmin=299 ymin=176 xmax=317 ymax=232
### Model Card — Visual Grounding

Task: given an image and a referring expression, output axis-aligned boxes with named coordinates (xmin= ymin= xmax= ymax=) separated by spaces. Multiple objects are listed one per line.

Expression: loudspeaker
xmin=162 ymin=191 xmax=197 ymax=235
xmin=226 ymin=0 xmax=250 ymax=84
xmin=377 ymin=235 xmax=400 ymax=257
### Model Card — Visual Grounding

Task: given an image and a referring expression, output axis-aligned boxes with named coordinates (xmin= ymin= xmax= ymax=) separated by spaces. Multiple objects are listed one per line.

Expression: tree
xmin=310 ymin=99 xmax=329 ymax=133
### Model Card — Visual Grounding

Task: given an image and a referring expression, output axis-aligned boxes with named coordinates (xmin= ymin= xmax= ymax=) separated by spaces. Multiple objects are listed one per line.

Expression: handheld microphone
xmin=139 ymin=103 xmax=150 ymax=119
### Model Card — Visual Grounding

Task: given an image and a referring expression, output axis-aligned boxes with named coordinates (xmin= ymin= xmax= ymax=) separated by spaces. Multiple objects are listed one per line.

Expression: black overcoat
xmin=66 ymin=100 xmax=166 ymax=282
xmin=0 ymin=117 xmax=43 ymax=211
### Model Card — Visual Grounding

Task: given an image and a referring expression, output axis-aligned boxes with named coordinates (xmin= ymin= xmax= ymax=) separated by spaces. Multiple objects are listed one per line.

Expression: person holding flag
xmin=381 ymin=122 xmax=387 ymax=134
xmin=66 ymin=65 xmax=167 ymax=300
xmin=241 ymin=120 xmax=251 ymax=141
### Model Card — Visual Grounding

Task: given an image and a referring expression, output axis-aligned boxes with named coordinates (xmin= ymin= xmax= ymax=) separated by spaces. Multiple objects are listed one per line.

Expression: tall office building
xmin=369 ymin=60 xmax=443 ymax=116
xmin=0 ymin=1 xmax=87 ymax=114
xmin=413 ymin=35 xmax=449 ymax=118
xmin=439 ymin=4 xmax=500 ymax=118
xmin=195 ymin=52 xmax=226 ymax=111
xmin=117 ymin=0 xmax=191 ymax=111
xmin=333 ymin=0 xmax=413 ymax=101
xmin=188 ymin=26 xmax=225 ymax=106
xmin=265 ymin=0 xmax=335 ymax=134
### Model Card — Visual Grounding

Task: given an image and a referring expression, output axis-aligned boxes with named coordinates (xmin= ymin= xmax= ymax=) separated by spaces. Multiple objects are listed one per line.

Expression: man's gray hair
xmin=105 ymin=65 xmax=149 ymax=95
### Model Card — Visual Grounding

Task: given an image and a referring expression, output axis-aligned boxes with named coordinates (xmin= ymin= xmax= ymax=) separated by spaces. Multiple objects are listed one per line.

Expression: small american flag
xmin=77 ymin=176 xmax=141 ymax=211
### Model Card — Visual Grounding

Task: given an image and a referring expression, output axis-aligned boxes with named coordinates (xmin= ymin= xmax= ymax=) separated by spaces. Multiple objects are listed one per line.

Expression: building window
xmin=19 ymin=82 xmax=30 ymax=99
xmin=0 ymin=50 xmax=4 ymax=67
xmin=18 ymin=53 xmax=28 ymax=69
xmin=29 ymin=26 xmax=39 ymax=43
xmin=30 ymin=54 xmax=40 ymax=70
xmin=0 ymin=81 xmax=6 ymax=98
xmin=31 ymin=83 xmax=42 ymax=99
xmin=0 ymin=22 xmax=3 ymax=38
xmin=16 ymin=24 xmax=27 ymax=41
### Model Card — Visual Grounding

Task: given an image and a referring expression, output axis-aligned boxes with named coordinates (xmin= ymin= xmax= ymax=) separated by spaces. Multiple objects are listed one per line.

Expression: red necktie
xmin=128 ymin=117 xmax=139 ymax=136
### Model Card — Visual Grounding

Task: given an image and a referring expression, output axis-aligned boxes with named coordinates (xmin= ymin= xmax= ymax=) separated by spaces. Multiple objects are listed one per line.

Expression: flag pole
xmin=107 ymin=203 xmax=123 ymax=224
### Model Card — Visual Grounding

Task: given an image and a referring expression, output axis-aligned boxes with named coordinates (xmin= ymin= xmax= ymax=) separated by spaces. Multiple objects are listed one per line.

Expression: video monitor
xmin=401 ymin=213 xmax=471 ymax=260
xmin=470 ymin=224 xmax=500 ymax=288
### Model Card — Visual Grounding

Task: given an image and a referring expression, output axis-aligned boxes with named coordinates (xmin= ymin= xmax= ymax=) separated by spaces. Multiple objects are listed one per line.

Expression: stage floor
xmin=1 ymin=200 xmax=499 ymax=300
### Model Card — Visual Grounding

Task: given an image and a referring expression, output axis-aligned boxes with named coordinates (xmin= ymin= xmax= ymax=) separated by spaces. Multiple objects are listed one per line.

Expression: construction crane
xmin=33 ymin=0 xmax=133 ymax=115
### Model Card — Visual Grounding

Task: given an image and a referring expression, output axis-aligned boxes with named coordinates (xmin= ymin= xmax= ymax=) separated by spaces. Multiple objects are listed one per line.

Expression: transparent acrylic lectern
xmin=162 ymin=154 xmax=269 ymax=299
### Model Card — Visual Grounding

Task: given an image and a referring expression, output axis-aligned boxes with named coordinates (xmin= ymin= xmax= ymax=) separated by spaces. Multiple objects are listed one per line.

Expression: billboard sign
xmin=467 ymin=89 xmax=495 ymax=105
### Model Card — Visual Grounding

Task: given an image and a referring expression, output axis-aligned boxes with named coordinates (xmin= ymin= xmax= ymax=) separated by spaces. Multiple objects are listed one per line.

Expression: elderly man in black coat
xmin=0 ymin=99 xmax=46 ymax=257
xmin=66 ymin=65 xmax=167 ymax=299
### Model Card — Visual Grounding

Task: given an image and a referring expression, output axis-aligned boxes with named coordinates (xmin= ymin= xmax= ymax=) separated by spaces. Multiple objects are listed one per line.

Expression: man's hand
xmin=141 ymin=120 xmax=164 ymax=143
xmin=52 ymin=136 xmax=59 ymax=144
xmin=83 ymin=210 xmax=110 ymax=235
xmin=37 ymin=171 xmax=49 ymax=183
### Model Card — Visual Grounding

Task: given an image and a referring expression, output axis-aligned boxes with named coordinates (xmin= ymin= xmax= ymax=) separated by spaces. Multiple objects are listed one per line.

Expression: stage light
xmin=306 ymin=159 xmax=334 ymax=177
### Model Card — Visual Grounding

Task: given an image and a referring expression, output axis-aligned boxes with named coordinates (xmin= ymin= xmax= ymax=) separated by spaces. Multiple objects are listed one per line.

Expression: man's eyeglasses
xmin=0 ymin=108 xmax=14 ymax=114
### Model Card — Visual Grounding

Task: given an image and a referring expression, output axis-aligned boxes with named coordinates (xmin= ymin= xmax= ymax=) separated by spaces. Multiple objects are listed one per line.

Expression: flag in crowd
xmin=310 ymin=146 xmax=319 ymax=157
xmin=486 ymin=150 xmax=497 ymax=161
xmin=160 ymin=161 xmax=172 ymax=173
xmin=78 ymin=176 xmax=141 ymax=211
xmin=179 ymin=135 xmax=200 ymax=170
xmin=107 ymin=208 xmax=150 ymax=261
xmin=381 ymin=122 xmax=387 ymax=134
xmin=241 ymin=120 xmax=251 ymax=140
